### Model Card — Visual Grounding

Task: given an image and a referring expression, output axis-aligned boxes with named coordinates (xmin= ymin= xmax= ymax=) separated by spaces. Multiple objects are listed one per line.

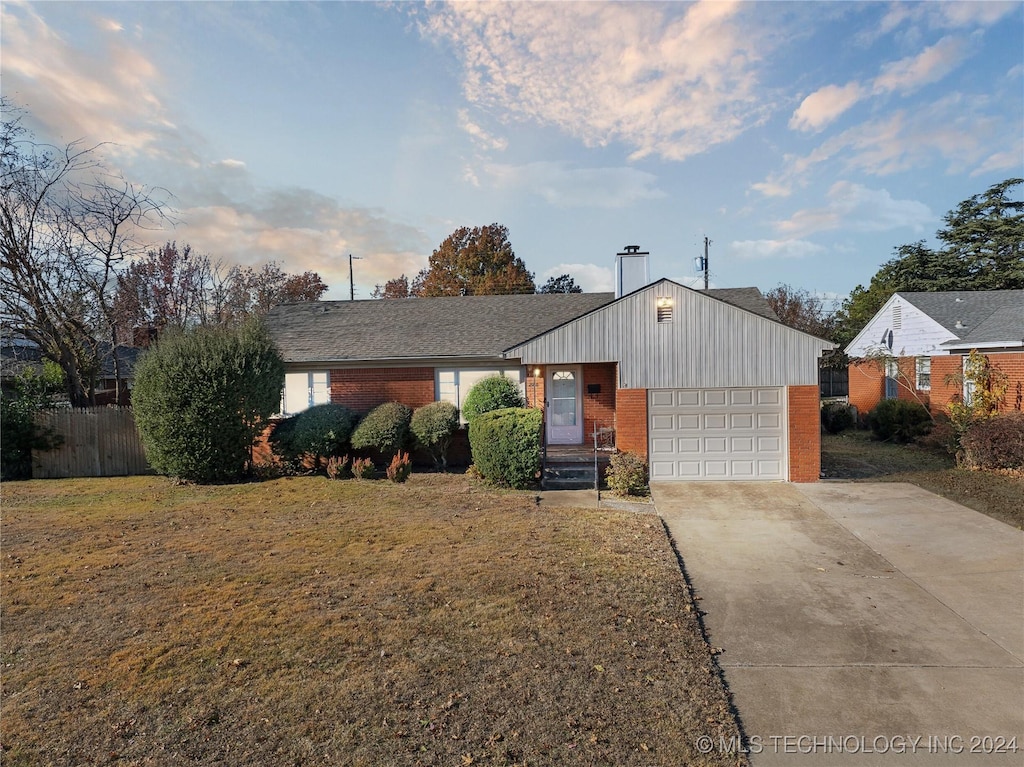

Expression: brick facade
xmin=581 ymin=363 xmax=616 ymax=444
xmin=787 ymin=385 xmax=821 ymax=482
xmin=849 ymin=356 xmax=932 ymax=419
xmin=929 ymin=352 xmax=1024 ymax=416
xmin=614 ymin=388 xmax=648 ymax=458
xmin=329 ymin=367 xmax=435 ymax=413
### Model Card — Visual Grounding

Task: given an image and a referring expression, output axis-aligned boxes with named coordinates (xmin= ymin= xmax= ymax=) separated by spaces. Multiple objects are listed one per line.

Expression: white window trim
xmin=435 ymin=367 xmax=526 ymax=423
xmin=915 ymin=356 xmax=931 ymax=391
xmin=281 ymin=370 xmax=330 ymax=416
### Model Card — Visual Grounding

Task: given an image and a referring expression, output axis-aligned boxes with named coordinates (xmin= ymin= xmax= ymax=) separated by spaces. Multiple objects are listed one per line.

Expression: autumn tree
xmin=1 ymin=104 xmax=169 ymax=405
xmin=764 ymin=284 xmax=836 ymax=339
xmin=834 ymin=178 xmax=1024 ymax=349
xmin=113 ymin=244 xmax=328 ymax=334
xmin=415 ymin=224 xmax=535 ymax=297
xmin=372 ymin=274 xmax=413 ymax=299
xmin=539 ymin=274 xmax=583 ymax=294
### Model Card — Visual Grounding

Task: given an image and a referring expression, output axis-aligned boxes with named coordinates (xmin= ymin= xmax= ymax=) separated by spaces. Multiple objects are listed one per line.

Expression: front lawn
xmin=821 ymin=430 xmax=1024 ymax=529
xmin=1 ymin=474 xmax=742 ymax=766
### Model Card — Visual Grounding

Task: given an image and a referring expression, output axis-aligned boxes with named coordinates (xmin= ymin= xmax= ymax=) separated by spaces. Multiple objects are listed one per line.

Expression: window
xmin=282 ymin=371 xmax=329 ymax=415
xmin=915 ymin=357 xmax=931 ymax=391
xmin=436 ymin=367 xmax=525 ymax=422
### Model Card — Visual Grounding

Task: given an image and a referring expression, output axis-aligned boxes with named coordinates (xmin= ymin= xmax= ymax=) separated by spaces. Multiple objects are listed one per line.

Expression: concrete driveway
xmin=653 ymin=481 xmax=1024 ymax=766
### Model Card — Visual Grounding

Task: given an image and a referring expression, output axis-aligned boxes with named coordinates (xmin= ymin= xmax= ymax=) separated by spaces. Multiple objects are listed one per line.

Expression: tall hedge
xmin=132 ymin=321 xmax=285 ymax=482
xmin=462 ymin=374 xmax=524 ymax=422
xmin=468 ymin=407 xmax=542 ymax=489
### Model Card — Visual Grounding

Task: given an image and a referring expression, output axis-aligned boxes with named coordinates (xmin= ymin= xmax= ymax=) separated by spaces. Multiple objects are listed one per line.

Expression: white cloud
xmin=484 ymin=162 xmax=664 ymax=208
xmin=730 ymin=240 xmax=826 ymax=260
xmin=457 ymin=108 xmax=508 ymax=151
xmin=420 ymin=1 xmax=772 ymax=161
xmin=541 ymin=263 xmax=614 ymax=293
xmin=789 ymin=82 xmax=867 ymax=132
xmin=775 ymin=182 xmax=933 ymax=238
xmin=873 ymin=36 xmax=969 ymax=94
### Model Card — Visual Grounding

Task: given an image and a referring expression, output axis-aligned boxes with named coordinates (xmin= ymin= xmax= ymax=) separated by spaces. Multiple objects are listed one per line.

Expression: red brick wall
xmin=930 ymin=352 xmax=1024 ymax=416
xmin=582 ymin=363 xmax=616 ymax=442
xmin=615 ymin=388 xmax=648 ymax=458
xmin=787 ymin=385 xmax=820 ymax=483
xmin=329 ymin=367 xmax=435 ymax=413
xmin=895 ymin=357 xmax=931 ymax=411
xmin=848 ymin=360 xmax=884 ymax=419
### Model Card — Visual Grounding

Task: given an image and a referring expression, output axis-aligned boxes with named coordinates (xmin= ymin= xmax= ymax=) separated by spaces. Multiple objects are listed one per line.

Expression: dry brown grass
xmin=1 ymin=474 xmax=743 ymax=766
xmin=822 ymin=430 xmax=1024 ymax=529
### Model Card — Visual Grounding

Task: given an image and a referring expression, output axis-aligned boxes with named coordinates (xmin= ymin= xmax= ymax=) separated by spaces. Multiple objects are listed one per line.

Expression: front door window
xmin=547 ymin=367 xmax=582 ymax=444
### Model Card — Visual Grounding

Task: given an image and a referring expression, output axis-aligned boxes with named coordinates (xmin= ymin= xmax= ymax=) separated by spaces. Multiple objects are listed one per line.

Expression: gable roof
xmin=901 ymin=290 xmax=1023 ymax=351
xmin=265 ymin=285 xmax=781 ymax=365
xmin=503 ymin=279 xmax=833 ymax=389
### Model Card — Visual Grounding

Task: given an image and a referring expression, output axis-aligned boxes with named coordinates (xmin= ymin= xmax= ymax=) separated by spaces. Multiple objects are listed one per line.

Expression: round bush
xmin=411 ymin=400 xmax=460 ymax=469
xmin=462 ymin=375 xmax=524 ymax=422
xmin=133 ymin=321 xmax=284 ymax=482
xmin=270 ymin=404 xmax=357 ymax=467
xmin=821 ymin=402 xmax=855 ymax=435
xmin=605 ymin=451 xmax=650 ymax=497
xmin=961 ymin=412 xmax=1024 ymax=470
xmin=468 ymin=407 xmax=542 ymax=489
xmin=868 ymin=399 xmax=932 ymax=443
xmin=350 ymin=402 xmax=412 ymax=458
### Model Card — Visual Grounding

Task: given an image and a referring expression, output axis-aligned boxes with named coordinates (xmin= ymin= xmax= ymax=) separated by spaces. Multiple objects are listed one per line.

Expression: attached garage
xmin=648 ymin=388 xmax=787 ymax=480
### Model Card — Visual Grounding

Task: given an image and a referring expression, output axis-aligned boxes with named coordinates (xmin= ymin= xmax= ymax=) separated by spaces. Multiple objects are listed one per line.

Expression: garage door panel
xmin=648 ymin=388 xmax=786 ymax=481
xmin=704 ymin=390 xmax=727 ymax=406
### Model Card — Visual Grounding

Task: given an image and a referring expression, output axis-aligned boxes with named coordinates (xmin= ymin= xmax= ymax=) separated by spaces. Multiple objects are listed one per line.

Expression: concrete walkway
xmin=653 ymin=482 xmax=1024 ymax=766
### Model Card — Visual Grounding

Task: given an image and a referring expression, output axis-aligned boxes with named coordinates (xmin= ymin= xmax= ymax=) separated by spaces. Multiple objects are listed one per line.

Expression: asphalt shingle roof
xmin=264 ymin=286 xmax=779 ymax=364
xmin=898 ymin=290 xmax=1024 ymax=347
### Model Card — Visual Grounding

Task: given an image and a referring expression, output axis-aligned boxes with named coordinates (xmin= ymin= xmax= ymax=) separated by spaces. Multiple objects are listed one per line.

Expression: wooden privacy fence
xmin=32 ymin=407 xmax=152 ymax=478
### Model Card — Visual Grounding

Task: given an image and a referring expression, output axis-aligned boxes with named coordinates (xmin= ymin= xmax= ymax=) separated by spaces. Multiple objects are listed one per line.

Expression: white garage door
xmin=648 ymin=388 xmax=787 ymax=480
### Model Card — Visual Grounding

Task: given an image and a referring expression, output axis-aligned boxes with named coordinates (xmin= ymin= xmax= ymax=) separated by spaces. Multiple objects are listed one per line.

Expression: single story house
xmin=265 ymin=260 xmax=834 ymax=482
xmin=0 ymin=337 xmax=138 ymax=406
xmin=845 ymin=290 xmax=1024 ymax=417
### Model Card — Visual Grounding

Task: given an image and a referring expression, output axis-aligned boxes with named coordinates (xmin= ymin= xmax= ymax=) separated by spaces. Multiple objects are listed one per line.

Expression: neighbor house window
xmin=282 ymin=371 xmax=329 ymax=415
xmin=436 ymin=367 xmax=525 ymax=422
xmin=915 ymin=357 xmax=931 ymax=391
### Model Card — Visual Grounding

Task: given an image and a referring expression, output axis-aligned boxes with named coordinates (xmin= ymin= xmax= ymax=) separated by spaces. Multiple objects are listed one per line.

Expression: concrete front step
xmin=542 ymin=461 xmax=602 ymax=490
xmin=543 ymin=476 xmax=599 ymax=490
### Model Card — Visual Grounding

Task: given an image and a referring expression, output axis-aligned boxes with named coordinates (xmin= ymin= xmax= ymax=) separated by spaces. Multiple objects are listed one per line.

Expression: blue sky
xmin=3 ymin=1 xmax=1022 ymax=305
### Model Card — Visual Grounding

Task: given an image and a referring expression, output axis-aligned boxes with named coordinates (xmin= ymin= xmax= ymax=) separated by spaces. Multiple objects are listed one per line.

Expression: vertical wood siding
xmin=31 ymin=408 xmax=151 ymax=478
xmin=506 ymin=281 xmax=831 ymax=388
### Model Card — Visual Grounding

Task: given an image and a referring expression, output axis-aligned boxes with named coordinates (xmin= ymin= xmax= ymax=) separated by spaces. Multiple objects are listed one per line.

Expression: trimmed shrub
xmin=386 ymin=451 xmax=413 ymax=483
xmin=410 ymin=401 xmax=460 ymax=469
xmin=820 ymin=402 xmax=855 ymax=435
xmin=462 ymin=375 xmax=524 ymax=422
xmin=350 ymin=402 xmax=411 ymax=458
xmin=326 ymin=455 xmax=351 ymax=480
xmin=961 ymin=412 xmax=1024 ymax=470
xmin=868 ymin=399 xmax=932 ymax=444
xmin=133 ymin=321 xmax=284 ymax=483
xmin=468 ymin=407 xmax=542 ymax=489
xmin=269 ymin=404 xmax=357 ymax=469
xmin=352 ymin=456 xmax=375 ymax=479
xmin=605 ymin=451 xmax=650 ymax=497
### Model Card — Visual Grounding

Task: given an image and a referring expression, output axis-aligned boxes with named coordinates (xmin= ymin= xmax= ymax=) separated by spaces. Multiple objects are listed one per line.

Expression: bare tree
xmin=1 ymin=106 xmax=169 ymax=405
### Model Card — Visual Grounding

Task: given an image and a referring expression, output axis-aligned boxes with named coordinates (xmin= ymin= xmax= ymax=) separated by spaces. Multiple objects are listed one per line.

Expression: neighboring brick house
xmin=845 ymin=290 xmax=1024 ymax=418
xmin=265 ymin=267 xmax=835 ymax=483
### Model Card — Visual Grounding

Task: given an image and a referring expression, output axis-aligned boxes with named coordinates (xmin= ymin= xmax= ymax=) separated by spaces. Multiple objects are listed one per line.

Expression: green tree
xmin=834 ymin=178 xmax=1024 ymax=349
xmin=539 ymin=274 xmax=583 ymax=294
xmin=132 ymin=320 xmax=284 ymax=483
xmin=0 ymin=361 xmax=64 ymax=480
xmin=415 ymin=224 xmax=535 ymax=296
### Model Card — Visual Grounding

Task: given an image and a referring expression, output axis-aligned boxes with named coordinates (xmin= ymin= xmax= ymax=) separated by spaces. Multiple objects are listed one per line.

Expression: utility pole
xmin=696 ymin=234 xmax=712 ymax=288
xmin=701 ymin=237 xmax=711 ymax=290
xmin=348 ymin=254 xmax=362 ymax=301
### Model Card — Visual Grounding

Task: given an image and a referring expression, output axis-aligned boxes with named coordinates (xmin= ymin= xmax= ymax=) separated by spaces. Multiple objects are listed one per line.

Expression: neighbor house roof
xmin=899 ymin=290 xmax=1024 ymax=350
xmin=264 ymin=287 xmax=781 ymax=364
xmin=1 ymin=338 xmax=139 ymax=382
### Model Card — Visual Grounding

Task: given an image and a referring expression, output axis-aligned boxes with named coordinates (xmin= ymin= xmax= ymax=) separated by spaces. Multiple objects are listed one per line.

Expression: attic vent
xmin=892 ymin=304 xmax=902 ymax=329
xmin=656 ymin=296 xmax=674 ymax=323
